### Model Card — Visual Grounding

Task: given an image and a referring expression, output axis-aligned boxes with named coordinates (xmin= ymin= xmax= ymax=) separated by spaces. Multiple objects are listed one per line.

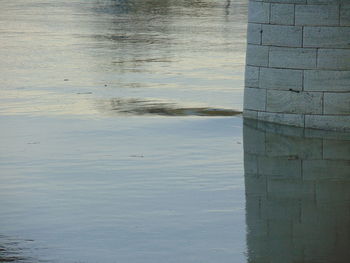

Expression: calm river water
xmin=0 ymin=0 xmax=248 ymax=262
xmin=2 ymin=1 xmax=350 ymax=263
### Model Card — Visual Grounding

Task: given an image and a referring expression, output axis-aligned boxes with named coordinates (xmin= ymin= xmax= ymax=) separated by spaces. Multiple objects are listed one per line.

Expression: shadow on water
xmin=96 ymin=98 xmax=242 ymax=116
xmin=243 ymin=119 xmax=350 ymax=263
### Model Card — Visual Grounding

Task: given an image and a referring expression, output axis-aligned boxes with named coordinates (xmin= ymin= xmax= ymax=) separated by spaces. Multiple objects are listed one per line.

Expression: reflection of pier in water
xmin=244 ymin=120 xmax=350 ymax=263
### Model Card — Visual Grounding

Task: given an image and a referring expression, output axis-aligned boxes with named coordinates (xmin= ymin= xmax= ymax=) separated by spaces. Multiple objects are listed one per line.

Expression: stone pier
xmin=243 ymin=0 xmax=350 ymax=131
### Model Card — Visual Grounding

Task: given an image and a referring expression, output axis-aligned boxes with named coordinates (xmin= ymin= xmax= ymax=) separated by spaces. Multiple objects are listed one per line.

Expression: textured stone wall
xmin=244 ymin=119 xmax=350 ymax=263
xmin=243 ymin=0 xmax=350 ymax=131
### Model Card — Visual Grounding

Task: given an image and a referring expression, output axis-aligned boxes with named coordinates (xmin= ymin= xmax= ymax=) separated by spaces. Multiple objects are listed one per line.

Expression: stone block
xmin=305 ymin=128 xmax=350 ymax=141
xmin=260 ymin=68 xmax=303 ymax=91
xmin=323 ymin=139 xmax=350 ymax=161
xmin=244 ymin=87 xmax=267 ymax=111
xmin=303 ymin=160 xmax=350 ymax=181
xmin=262 ymin=25 xmax=302 ymax=47
xmin=324 ymin=93 xmax=350 ymax=115
xmin=295 ymin=4 xmax=340 ymax=26
xmin=304 ymin=70 xmax=350 ymax=92
xmin=245 ymin=66 xmax=260 ymax=88
xmin=316 ymin=181 xmax=350 ymax=203
xmin=340 ymin=4 xmax=350 ymax=26
xmin=305 ymin=115 xmax=350 ymax=131
xmin=261 ymin=0 xmax=306 ymax=3
xmin=245 ymin=174 xmax=268 ymax=197
xmin=270 ymin=4 xmax=295 ymax=25
xmin=317 ymin=49 xmax=350 ymax=70
xmin=267 ymin=179 xmax=316 ymax=203
xmin=265 ymin=133 xmax=322 ymax=159
xmin=244 ymin=153 xmax=259 ymax=174
xmin=307 ymin=0 xmax=349 ymax=3
xmin=258 ymin=111 xmax=305 ymax=127
xmin=248 ymin=1 xmax=270 ymax=24
xmin=246 ymin=44 xmax=269 ymax=67
xmin=267 ymin=217 xmax=294 ymax=238
xmin=246 ymin=196 xmax=266 ymax=222
xmin=243 ymin=109 xmax=258 ymax=119
xmin=247 ymin=23 xmax=262 ymax=45
xmin=304 ymin=26 xmax=350 ymax=49
xmin=245 ymin=218 xmax=268 ymax=239
xmin=266 ymin=90 xmax=323 ymax=114
xmin=269 ymin=47 xmax=317 ymax=69
xmin=258 ymin=156 xmax=302 ymax=178
xmin=243 ymin=122 xmax=267 ymax=154
xmin=257 ymin=120 xmax=305 ymax=137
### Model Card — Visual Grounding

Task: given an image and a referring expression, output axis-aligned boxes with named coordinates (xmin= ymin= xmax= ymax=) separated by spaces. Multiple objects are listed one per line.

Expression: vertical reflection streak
xmin=243 ymin=119 xmax=350 ymax=263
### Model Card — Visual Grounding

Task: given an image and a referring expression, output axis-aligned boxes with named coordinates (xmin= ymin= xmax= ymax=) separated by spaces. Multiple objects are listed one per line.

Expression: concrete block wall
xmin=243 ymin=0 xmax=350 ymax=131
xmin=243 ymin=119 xmax=350 ymax=263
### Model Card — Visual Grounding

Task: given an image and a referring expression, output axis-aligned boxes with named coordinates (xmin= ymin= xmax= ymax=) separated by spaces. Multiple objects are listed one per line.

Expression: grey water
xmin=0 ymin=0 xmax=248 ymax=262
xmin=1 ymin=0 xmax=350 ymax=263
xmin=0 ymin=0 xmax=246 ymax=117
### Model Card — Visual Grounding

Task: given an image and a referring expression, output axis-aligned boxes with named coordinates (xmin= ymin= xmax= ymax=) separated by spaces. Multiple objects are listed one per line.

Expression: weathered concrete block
xmin=304 ymin=26 xmax=350 ymax=49
xmin=265 ymin=133 xmax=322 ymax=159
xmin=245 ymin=174 xmax=268 ymax=197
xmin=258 ymin=156 xmax=302 ymax=178
xmin=246 ymin=197 xmax=268 ymax=229
xmin=243 ymin=109 xmax=259 ymax=119
xmin=318 ymin=49 xmax=350 ymax=70
xmin=269 ymin=47 xmax=317 ymax=69
xmin=264 ymin=199 xmax=301 ymax=222
xmin=260 ymin=68 xmax=303 ymax=91
xmin=244 ymin=153 xmax=259 ymax=174
xmin=307 ymin=0 xmax=349 ymax=4
xmin=258 ymin=111 xmax=305 ymax=127
xmin=245 ymin=66 xmax=260 ymax=88
xmin=303 ymin=160 xmax=350 ymax=181
xmin=261 ymin=0 xmax=306 ymax=3
xmin=295 ymin=4 xmax=340 ymax=26
xmin=340 ymin=4 xmax=350 ymax=26
xmin=266 ymin=90 xmax=323 ymax=114
xmin=246 ymin=44 xmax=269 ymax=67
xmin=243 ymin=123 xmax=267 ymax=154
xmin=248 ymin=1 xmax=270 ymax=24
xmin=305 ymin=115 xmax=350 ymax=131
xmin=270 ymin=4 xmax=295 ymax=25
xmin=267 ymin=178 xmax=315 ymax=200
xmin=323 ymin=139 xmax=350 ymax=160
xmin=257 ymin=119 xmax=305 ymax=138
xmin=262 ymin=25 xmax=302 ymax=47
xmin=324 ymin=93 xmax=350 ymax=115
xmin=244 ymin=87 xmax=266 ymax=111
xmin=316 ymin=181 xmax=350 ymax=203
xmin=304 ymin=70 xmax=350 ymax=92
xmin=247 ymin=23 xmax=262 ymax=45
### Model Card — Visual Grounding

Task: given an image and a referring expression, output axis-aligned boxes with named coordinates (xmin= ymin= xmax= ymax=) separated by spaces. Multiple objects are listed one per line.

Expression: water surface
xmin=0 ymin=0 xmax=247 ymax=117
xmin=0 ymin=0 xmax=248 ymax=262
